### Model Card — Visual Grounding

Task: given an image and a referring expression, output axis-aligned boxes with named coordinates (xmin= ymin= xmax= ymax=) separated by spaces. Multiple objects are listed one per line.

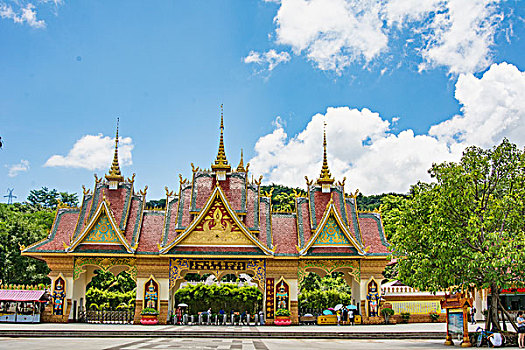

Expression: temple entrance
xmin=168 ymin=258 xmax=266 ymax=325
xmin=71 ymin=257 xmax=137 ymax=324
xmin=297 ymin=260 xmax=361 ymax=324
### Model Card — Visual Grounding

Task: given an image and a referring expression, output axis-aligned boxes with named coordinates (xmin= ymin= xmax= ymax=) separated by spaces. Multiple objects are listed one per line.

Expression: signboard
xmin=169 ymin=258 xmax=266 ymax=289
xmin=266 ymin=278 xmax=275 ymax=319
xmin=448 ymin=311 xmax=464 ymax=335
xmin=440 ymin=293 xmax=472 ymax=346
xmin=185 ymin=260 xmax=249 ymax=271
xmin=391 ymin=301 xmax=441 ymax=315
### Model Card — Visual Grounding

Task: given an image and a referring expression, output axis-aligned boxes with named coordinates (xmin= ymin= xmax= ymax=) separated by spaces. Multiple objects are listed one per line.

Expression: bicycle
xmin=475 ymin=327 xmax=494 ymax=347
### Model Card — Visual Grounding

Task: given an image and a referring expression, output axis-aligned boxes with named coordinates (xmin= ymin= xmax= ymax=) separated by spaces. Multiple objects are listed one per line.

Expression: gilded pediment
xmin=312 ymin=216 xmax=350 ymax=246
xmin=180 ymin=197 xmax=254 ymax=246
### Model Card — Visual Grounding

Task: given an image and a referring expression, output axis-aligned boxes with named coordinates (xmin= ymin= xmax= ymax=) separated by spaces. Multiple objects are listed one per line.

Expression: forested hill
xmin=260 ymin=184 xmax=406 ymax=212
xmin=145 ymin=184 xmax=407 ymax=212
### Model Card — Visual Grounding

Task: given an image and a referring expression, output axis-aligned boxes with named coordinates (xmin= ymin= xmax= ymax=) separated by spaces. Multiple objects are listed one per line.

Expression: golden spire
xmin=317 ymin=122 xmax=334 ymax=185
xmin=211 ymin=104 xmax=231 ymax=172
xmin=236 ymin=149 xmax=246 ymax=172
xmin=105 ymin=117 xmax=124 ymax=182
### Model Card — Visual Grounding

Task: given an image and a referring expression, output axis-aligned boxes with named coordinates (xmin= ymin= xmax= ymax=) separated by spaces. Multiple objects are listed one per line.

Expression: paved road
xmin=0 ymin=337 xmax=475 ymax=350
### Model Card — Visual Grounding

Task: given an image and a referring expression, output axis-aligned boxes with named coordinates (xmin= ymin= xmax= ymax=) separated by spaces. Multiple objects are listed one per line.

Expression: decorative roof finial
xmin=211 ymin=104 xmax=231 ymax=172
xmin=105 ymin=117 xmax=124 ymax=182
xmin=236 ymin=149 xmax=246 ymax=172
xmin=317 ymin=121 xmax=334 ymax=186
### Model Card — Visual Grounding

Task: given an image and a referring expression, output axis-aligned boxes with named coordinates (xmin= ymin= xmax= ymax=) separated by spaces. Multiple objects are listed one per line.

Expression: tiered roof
xmin=23 ymin=111 xmax=389 ymax=259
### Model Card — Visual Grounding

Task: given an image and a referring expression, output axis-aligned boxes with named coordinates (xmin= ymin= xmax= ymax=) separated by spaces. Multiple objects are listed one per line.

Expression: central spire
xmin=105 ymin=117 xmax=124 ymax=183
xmin=211 ymin=104 xmax=231 ymax=173
xmin=317 ymin=122 xmax=334 ymax=188
xmin=236 ymin=149 xmax=246 ymax=172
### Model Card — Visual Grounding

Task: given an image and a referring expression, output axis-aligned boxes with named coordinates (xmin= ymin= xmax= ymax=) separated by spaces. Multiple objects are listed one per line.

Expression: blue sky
xmin=1 ymin=0 xmax=525 ymax=201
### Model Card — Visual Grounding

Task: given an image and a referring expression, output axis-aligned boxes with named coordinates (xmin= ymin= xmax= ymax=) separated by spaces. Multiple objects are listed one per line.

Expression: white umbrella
xmin=334 ymin=304 xmax=343 ymax=311
xmin=178 ymin=303 xmax=188 ymax=307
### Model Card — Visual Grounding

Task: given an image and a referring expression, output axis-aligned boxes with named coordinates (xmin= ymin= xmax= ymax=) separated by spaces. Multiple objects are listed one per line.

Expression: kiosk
xmin=441 ymin=292 xmax=473 ymax=347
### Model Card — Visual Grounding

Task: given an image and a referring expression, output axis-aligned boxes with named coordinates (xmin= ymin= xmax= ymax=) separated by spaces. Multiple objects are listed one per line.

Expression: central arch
xmin=168 ymin=258 xmax=266 ymax=322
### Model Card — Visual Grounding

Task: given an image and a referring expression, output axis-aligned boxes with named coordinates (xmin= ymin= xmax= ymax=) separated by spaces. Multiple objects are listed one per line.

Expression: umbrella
xmin=323 ymin=309 xmax=333 ymax=315
xmin=346 ymin=305 xmax=357 ymax=310
xmin=178 ymin=303 xmax=188 ymax=307
xmin=334 ymin=304 xmax=343 ymax=311
xmin=328 ymin=307 xmax=335 ymax=311
xmin=304 ymin=313 xmax=313 ymax=317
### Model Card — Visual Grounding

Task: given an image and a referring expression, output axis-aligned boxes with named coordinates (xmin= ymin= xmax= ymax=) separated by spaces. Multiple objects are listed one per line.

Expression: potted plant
xmin=381 ymin=307 xmax=395 ymax=324
xmin=429 ymin=311 xmax=440 ymax=322
xmin=140 ymin=308 xmax=159 ymax=325
xmin=400 ymin=311 xmax=410 ymax=324
xmin=274 ymin=308 xmax=292 ymax=326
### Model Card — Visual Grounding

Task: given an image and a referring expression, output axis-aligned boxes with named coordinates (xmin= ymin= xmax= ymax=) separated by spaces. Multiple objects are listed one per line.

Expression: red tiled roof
xmin=137 ymin=212 xmax=163 ymax=253
xmin=271 ymin=215 xmax=298 ymax=255
xmin=0 ymin=289 xmax=47 ymax=302
xmin=359 ymin=214 xmax=390 ymax=254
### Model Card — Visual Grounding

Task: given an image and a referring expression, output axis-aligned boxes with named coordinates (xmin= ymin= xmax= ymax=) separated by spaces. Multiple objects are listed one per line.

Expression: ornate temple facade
xmin=23 ymin=111 xmax=390 ymax=324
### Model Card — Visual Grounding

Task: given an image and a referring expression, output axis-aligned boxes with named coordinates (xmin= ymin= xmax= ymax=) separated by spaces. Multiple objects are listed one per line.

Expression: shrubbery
xmin=174 ymin=283 xmax=263 ymax=314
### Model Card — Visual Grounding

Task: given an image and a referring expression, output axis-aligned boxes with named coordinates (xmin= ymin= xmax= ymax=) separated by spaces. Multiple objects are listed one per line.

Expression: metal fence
xmin=80 ymin=308 xmax=134 ymax=324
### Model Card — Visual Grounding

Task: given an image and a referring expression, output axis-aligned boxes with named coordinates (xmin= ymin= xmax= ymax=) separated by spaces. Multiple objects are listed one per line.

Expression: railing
xmin=80 ymin=308 xmax=134 ymax=324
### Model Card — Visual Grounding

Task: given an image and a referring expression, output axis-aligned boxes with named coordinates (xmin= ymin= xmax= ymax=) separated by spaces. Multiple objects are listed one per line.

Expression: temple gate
xmin=22 ymin=110 xmax=389 ymax=324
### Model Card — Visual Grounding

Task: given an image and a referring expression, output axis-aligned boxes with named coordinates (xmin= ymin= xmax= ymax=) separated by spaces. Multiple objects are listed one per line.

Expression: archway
xmin=168 ymin=258 xmax=266 ymax=325
xmin=71 ymin=257 xmax=137 ymax=323
xmin=297 ymin=260 xmax=361 ymax=322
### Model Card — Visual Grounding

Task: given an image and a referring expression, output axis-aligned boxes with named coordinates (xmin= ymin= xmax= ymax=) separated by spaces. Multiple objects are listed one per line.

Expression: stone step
xmin=0 ymin=330 xmax=445 ymax=339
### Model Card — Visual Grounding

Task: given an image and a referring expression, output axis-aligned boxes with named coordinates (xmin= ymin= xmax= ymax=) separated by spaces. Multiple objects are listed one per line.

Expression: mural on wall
xmin=265 ymin=278 xmax=275 ymax=319
xmin=52 ymin=276 xmax=66 ymax=315
xmin=275 ymin=278 xmax=290 ymax=311
xmin=366 ymin=279 xmax=380 ymax=317
xmin=144 ymin=278 xmax=159 ymax=310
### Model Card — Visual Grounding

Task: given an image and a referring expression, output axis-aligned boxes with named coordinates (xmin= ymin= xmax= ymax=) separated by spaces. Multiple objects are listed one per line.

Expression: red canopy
xmin=0 ymin=289 xmax=47 ymax=302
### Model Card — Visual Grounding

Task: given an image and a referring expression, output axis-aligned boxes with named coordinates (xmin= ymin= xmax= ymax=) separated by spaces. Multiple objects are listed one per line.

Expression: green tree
xmin=379 ymin=194 xmax=409 ymax=240
xmin=27 ymin=187 xmax=78 ymax=208
xmin=261 ymin=184 xmax=306 ymax=211
xmin=146 ymin=199 xmax=166 ymax=209
xmin=0 ymin=203 xmax=54 ymax=285
xmin=299 ymin=272 xmax=353 ymax=310
xmin=390 ymin=139 xmax=525 ymax=331
xmin=86 ymin=270 xmax=136 ymax=309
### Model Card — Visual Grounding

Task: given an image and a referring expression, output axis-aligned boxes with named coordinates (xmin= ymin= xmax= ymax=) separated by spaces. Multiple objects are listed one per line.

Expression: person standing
xmin=517 ymin=311 xmax=525 ymax=348
xmin=470 ymin=307 xmax=476 ymax=324
xmin=259 ymin=310 xmax=265 ymax=325
xmin=342 ymin=307 xmax=348 ymax=325
xmin=349 ymin=309 xmax=354 ymax=326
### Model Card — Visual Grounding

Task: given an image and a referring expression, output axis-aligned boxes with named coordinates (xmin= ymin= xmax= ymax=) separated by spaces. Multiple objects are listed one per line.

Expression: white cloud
xmin=44 ymin=134 xmax=134 ymax=171
xmin=244 ymin=49 xmax=291 ymax=71
xmin=417 ymin=0 xmax=503 ymax=74
xmin=429 ymin=62 xmax=525 ymax=148
xmin=0 ymin=3 xmax=46 ymax=28
xmin=6 ymin=159 xmax=30 ymax=177
xmin=249 ymin=62 xmax=525 ymax=194
xmin=250 ymin=0 xmax=506 ymax=74
xmin=273 ymin=0 xmax=387 ymax=73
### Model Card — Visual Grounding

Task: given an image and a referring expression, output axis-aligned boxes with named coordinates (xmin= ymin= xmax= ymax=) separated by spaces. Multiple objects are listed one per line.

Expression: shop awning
xmin=0 ymin=289 xmax=47 ymax=302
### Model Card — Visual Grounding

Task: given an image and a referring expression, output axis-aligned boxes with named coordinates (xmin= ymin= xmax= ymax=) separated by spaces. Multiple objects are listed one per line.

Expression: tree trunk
xmin=498 ymin=299 xmax=518 ymax=332
xmin=490 ymin=286 xmax=501 ymax=331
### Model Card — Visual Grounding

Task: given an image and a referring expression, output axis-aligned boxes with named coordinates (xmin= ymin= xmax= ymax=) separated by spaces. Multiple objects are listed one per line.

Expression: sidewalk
xmin=0 ymin=322 xmax=448 ymax=332
xmin=0 ymin=321 xmax=508 ymax=340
